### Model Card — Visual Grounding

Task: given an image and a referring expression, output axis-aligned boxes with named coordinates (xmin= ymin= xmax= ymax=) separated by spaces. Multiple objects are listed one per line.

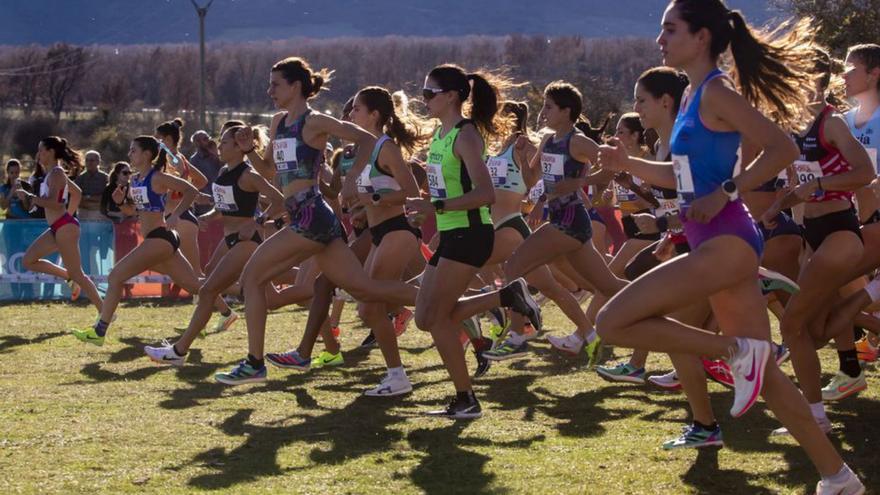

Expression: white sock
xmin=823 ymin=464 xmax=852 ymax=484
xmin=387 ymin=366 xmax=406 ymax=379
xmin=809 ymin=401 xmax=827 ymax=420
xmin=584 ymin=329 xmax=597 ymax=343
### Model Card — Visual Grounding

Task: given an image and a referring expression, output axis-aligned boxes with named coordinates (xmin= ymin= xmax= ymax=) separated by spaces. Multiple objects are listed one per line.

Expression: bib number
xmin=273 ymin=138 xmax=299 ymax=171
xmin=212 ymin=183 xmax=238 ymax=212
xmin=793 ymin=160 xmax=823 ymax=185
xmin=615 ymin=181 xmax=636 ymax=203
xmin=672 ymin=154 xmax=695 ymax=204
xmin=427 ymin=162 xmax=447 ymax=199
xmin=487 ymin=157 xmax=508 ymax=186
xmin=541 ymin=153 xmax=565 ymax=191
xmin=356 ymin=165 xmax=374 ymax=194
xmin=528 ymin=180 xmax=545 ymax=204
xmin=131 ymin=186 xmax=150 ymax=210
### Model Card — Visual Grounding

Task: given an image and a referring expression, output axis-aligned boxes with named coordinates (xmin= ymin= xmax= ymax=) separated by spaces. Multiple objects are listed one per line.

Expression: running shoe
xmin=265 ymin=350 xmax=311 ymax=371
xmin=572 ymin=288 xmax=590 ymax=304
xmin=597 ymin=362 xmax=646 ymax=384
xmin=774 ymin=342 xmax=790 ymax=365
xmin=214 ymin=360 xmax=267 ymax=385
xmin=211 ymin=311 xmax=239 ymax=334
xmin=393 ymin=308 xmax=414 ymax=337
xmin=72 ymin=327 xmax=104 ymax=347
xmin=359 ymin=330 xmax=377 ymax=349
xmin=501 ymin=278 xmax=542 ymax=332
xmin=364 ymin=372 xmax=412 ymax=397
xmin=856 ymin=336 xmax=878 ymax=363
xmin=815 ymin=466 xmax=865 ymax=495
xmin=311 ymin=350 xmax=344 ymax=369
xmin=426 ymin=393 xmax=482 ymax=419
xmin=486 ymin=307 xmax=507 ymax=331
xmin=463 ymin=315 xmax=482 ymax=339
xmin=472 ymin=337 xmax=493 ymax=378
xmin=67 ymin=278 xmax=81 ymax=301
xmin=771 ymin=415 xmax=833 ymax=436
xmin=488 ymin=323 xmax=508 ymax=344
xmin=728 ymin=338 xmax=771 ymax=418
xmin=547 ymin=332 xmax=584 ymax=356
xmin=821 ymin=370 xmax=867 ymax=401
xmin=585 ymin=335 xmax=603 ymax=367
xmin=331 ymin=325 xmax=341 ymax=339
xmin=521 ymin=323 xmax=538 ymax=341
xmin=662 ymin=423 xmax=724 ymax=450
xmin=702 ymin=358 xmax=735 ymax=388
xmin=648 ymin=370 xmax=682 ymax=391
xmin=483 ymin=339 xmax=529 ymax=361
xmin=757 ymin=266 xmax=800 ymax=295
xmin=144 ymin=340 xmax=186 ymax=367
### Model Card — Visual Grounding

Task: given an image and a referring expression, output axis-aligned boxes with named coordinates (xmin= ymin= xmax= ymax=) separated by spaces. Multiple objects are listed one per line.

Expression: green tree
xmin=775 ymin=0 xmax=880 ymax=54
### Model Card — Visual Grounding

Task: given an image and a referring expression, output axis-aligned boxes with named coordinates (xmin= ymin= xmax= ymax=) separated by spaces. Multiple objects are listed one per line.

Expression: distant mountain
xmin=1 ymin=0 xmax=785 ymax=45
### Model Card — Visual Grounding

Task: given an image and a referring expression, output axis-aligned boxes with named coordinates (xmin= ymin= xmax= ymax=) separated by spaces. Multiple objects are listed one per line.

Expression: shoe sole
xmin=364 ymin=385 xmax=413 ymax=397
xmin=822 ymin=382 xmax=867 ymax=402
xmin=730 ymin=343 xmax=771 ymax=418
xmin=266 ymin=359 xmax=310 ymax=371
xmin=663 ymin=440 xmax=724 ymax=450
xmin=215 ymin=376 xmax=266 ymax=385
xmin=511 ymin=279 xmax=542 ymax=332
xmin=596 ymin=369 xmax=646 ymax=385
xmin=484 ymin=352 xmax=528 ymax=362
xmin=147 ymin=355 xmax=184 ymax=367
xmin=426 ymin=411 xmax=482 ymax=419
xmin=648 ymin=381 xmax=683 ymax=391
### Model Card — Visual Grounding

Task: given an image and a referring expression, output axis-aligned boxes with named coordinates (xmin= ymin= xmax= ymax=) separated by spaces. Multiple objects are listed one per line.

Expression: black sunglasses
xmin=422 ymin=87 xmax=447 ymax=101
xmin=120 ymin=171 xmax=131 ymax=176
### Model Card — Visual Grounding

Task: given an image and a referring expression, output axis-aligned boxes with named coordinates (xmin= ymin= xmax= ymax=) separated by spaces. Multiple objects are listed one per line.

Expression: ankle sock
xmin=247 ymin=354 xmax=264 ymax=369
xmin=94 ymin=319 xmax=109 ymax=337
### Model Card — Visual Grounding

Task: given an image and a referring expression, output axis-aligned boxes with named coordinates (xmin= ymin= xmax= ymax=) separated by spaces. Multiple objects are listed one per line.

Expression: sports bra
xmin=356 ymin=135 xmax=401 ymax=194
xmin=131 ymin=168 xmax=166 ymax=212
xmin=793 ymin=105 xmax=852 ymax=203
xmin=489 ymin=138 xmax=527 ymax=195
xmin=541 ymin=130 xmax=585 ymax=205
xmin=213 ymin=162 xmax=259 ymax=217
xmin=39 ymin=166 xmax=69 ymax=203
xmin=273 ymin=109 xmax=324 ymax=188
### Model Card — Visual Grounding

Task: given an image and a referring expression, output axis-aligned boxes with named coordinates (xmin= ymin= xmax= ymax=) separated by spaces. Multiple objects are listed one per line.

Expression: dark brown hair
xmin=272 ymin=57 xmax=333 ymax=99
xmin=427 ymin=64 xmax=512 ymax=137
xmin=356 ymin=86 xmax=429 ymax=155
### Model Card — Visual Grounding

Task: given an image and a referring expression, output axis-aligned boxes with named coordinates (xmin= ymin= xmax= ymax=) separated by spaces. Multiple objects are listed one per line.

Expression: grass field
xmin=1 ymin=299 xmax=877 ymax=494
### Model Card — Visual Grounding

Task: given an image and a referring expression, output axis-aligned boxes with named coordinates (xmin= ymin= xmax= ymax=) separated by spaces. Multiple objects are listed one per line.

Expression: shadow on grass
xmin=0 ymin=331 xmax=65 ymax=354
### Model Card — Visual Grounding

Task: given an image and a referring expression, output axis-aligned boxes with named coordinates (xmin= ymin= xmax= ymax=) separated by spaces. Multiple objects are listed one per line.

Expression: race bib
xmin=356 ymin=164 xmax=374 ymax=194
xmin=793 ymin=160 xmax=823 ymax=184
xmin=528 ymin=180 xmax=545 ymax=204
xmin=487 ymin=157 xmax=508 ymax=186
xmin=130 ymin=186 xmax=150 ymax=210
xmin=273 ymin=138 xmax=299 ymax=171
xmin=541 ymin=153 xmax=565 ymax=188
xmin=776 ymin=168 xmax=789 ymax=188
xmin=654 ymin=198 xmax=680 ymax=218
xmin=212 ymin=183 xmax=238 ymax=212
xmin=427 ymin=162 xmax=447 ymax=199
xmin=615 ymin=181 xmax=636 ymax=203
xmin=672 ymin=154 xmax=695 ymax=204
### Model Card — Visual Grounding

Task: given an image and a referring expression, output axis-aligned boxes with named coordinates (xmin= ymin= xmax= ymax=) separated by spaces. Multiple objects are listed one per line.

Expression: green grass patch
xmin=0 ymin=300 xmax=877 ymax=494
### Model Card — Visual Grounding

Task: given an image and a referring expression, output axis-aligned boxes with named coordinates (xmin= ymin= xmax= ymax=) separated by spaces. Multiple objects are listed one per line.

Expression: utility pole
xmin=190 ymin=0 xmax=214 ymax=129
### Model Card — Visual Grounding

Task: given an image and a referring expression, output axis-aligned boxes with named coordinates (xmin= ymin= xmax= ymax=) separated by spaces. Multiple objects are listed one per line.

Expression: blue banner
xmin=0 ymin=219 xmax=115 ymax=302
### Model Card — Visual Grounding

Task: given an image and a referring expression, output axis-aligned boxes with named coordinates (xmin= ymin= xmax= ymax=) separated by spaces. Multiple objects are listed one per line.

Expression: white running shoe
xmin=728 ymin=338 xmax=771 ymax=418
xmin=145 ymin=340 xmax=186 ymax=367
xmin=815 ymin=466 xmax=865 ymax=495
xmin=821 ymin=370 xmax=867 ymax=402
xmin=364 ymin=372 xmax=413 ymax=397
xmin=212 ymin=311 xmax=239 ymax=334
xmin=547 ymin=332 xmax=584 ymax=355
xmin=648 ymin=370 xmax=682 ymax=391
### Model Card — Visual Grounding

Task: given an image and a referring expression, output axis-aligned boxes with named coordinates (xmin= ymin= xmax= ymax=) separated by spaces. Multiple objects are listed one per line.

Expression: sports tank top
xmin=213 ymin=162 xmax=260 ymax=217
xmin=427 ymin=120 xmax=492 ymax=231
xmin=356 ymin=135 xmax=401 ymax=194
xmin=845 ymin=104 xmax=880 ymax=174
xmin=273 ymin=109 xmax=324 ymax=188
xmin=131 ymin=168 xmax=166 ymax=212
xmin=39 ymin=166 xmax=69 ymax=203
xmin=489 ymin=139 xmax=527 ymax=195
xmin=541 ymin=130 xmax=586 ymax=205
xmin=652 ymin=153 xmax=681 ymax=217
xmin=670 ymin=69 xmax=741 ymax=207
xmin=794 ymin=105 xmax=853 ymax=203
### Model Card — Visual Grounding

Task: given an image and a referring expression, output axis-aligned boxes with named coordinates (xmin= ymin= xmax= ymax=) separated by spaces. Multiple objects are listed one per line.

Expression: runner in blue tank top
xmin=595 ymin=1 xmax=862 ymax=492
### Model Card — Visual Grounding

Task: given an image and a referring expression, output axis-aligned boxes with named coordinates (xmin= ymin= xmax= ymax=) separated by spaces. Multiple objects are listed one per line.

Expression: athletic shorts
xmin=802 ymin=207 xmax=863 ymax=252
xmin=224 ymin=231 xmax=262 ymax=249
xmin=548 ymin=200 xmax=592 ymax=244
xmin=49 ymin=212 xmax=80 ymax=235
xmin=369 ymin=214 xmax=421 ymax=247
xmin=428 ymin=224 xmax=494 ymax=268
xmin=165 ymin=208 xmax=199 ymax=226
xmin=494 ymin=212 xmax=531 ymax=240
xmin=285 ymin=191 xmax=344 ymax=245
xmin=682 ymin=200 xmax=763 ymax=257
xmin=146 ymin=226 xmax=181 ymax=252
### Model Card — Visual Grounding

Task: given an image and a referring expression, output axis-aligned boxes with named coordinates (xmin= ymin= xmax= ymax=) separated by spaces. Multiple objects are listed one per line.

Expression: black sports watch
xmin=721 ymin=179 xmax=738 ymax=201
xmin=432 ymin=200 xmax=446 ymax=214
xmin=371 ymin=193 xmax=381 ymax=205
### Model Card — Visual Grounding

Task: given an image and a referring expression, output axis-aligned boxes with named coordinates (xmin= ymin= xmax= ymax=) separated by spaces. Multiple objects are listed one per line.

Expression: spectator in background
xmin=28 ymin=160 xmax=46 ymax=218
xmin=74 ymin=150 xmax=109 ymax=220
xmin=0 ymin=159 xmax=33 ymax=219
xmin=101 ymin=161 xmax=138 ymax=299
xmin=188 ymin=129 xmax=225 ymax=271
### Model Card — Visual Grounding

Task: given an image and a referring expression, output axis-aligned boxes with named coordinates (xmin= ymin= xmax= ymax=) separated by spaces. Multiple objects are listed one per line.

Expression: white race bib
xmin=273 ymin=138 xmax=299 ymax=171
xmin=131 ymin=186 xmax=150 ymax=209
xmin=654 ymin=198 xmax=680 ymax=218
xmin=541 ymin=153 xmax=565 ymax=187
xmin=793 ymin=160 xmax=823 ymax=185
xmin=356 ymin=165 xmax=374 ymax=194
xmin=615 ymin=181 xmax=636 ymax=203
xmin=427 ymin=162 xmax=447 ymax=199
xmin=487 ymin=157 xmax=508 ymax=186
xmin=528 ymin=180 xmax=545 ymax=204
xmin=212 ymin=183 xmax=238 ymax=212
xmin=672 ymin=154 xmax=695 ymax=203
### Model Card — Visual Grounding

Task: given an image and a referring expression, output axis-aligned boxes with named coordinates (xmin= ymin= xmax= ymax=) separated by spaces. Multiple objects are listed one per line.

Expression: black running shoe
xmin=487 ymin=306 xmax=507 ymax=329
xmin=426 ymin=393 xmax=482 ymax=419
xmin=501 ymin=278 xmax=542 ymax=332
xmin=473 ymin=338 xmax=493 ymax=378
xmin=359 ymin=330 xmax=377 ymax=348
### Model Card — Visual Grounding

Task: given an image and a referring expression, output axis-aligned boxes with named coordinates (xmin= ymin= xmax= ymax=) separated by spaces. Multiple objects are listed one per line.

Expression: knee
xmin=594 ymin=306 xmax=619 ymax=344
xmin=414 ymin=307 xmax=435 ymax=332
xmin=358 ymin=302 xmax=384 ymax=323
xmin=108 ymin=270 xmax=126 ymax=287
xmin=198 ymin=282 xmax=220 ymax=299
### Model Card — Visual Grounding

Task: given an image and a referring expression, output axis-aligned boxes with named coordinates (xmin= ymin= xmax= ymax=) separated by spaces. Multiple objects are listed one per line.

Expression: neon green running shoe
xmin=585 ymin=335 xmax=603 ymax=368
xmin=488 ymin=323 xmax=507 ymax=343
xmin=72 ymin=327 xmax=105 ymax=347
xmin=312 ymin=350 xmax=344 ymax=369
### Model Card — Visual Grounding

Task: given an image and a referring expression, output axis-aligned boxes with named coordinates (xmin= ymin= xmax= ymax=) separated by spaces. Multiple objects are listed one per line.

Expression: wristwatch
xmin=432 ymin=200 xmax=445 ymax=214
xmin=721 ymin=179 xmax=738 ymax=201
xmin=371 ymin=193 xmax=381 ymax=205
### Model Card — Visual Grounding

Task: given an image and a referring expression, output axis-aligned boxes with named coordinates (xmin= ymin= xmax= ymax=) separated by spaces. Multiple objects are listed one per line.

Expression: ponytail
xmin=272 ymin=56 xmax=333 ymax=99
xmin=427 ymin=64 xmax=516 ymax=138
xmin=355 ymin=86 xmax=430 ymax=155
xmin=39 ymin=136 xmax=82 ymax=176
